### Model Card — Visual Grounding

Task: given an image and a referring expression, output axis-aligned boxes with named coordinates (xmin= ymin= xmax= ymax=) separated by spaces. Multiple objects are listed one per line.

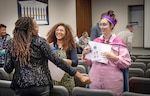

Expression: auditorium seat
xmin=147 ymin=63 xmax=150 ymax=69
xmin=78 ymin=60 xmax=88 ymax=73
xmin=135 ymin=59 xmax=150 ymax=65
xmin=131 ymin=55 xmax=136 ymax=62
xmin=73 ymin=65 xmax=86 ymax=73
xmin=121 ymin=92 xmax=150 ymax=96
xmin=137 ymin=55 xmax=150 ymax=59
xmin=0 ymin=79 xmax=14 ymax=96
xmin=146 ymin=69 xmax=150 ymax=78
xmin=72 ymin=87 xmax=116 ymax=96
xmin=129 ymin=68 xmax=145 ymax=78
xmin=50 ymin=85 xmax=69 ymax=96
xmin=129 ymin=77 xmax=150 ymax=94
xmin=0 ymin=68 xmax=11 ymax=80
xmin=130 ymin=62 xmax=146 ymax=72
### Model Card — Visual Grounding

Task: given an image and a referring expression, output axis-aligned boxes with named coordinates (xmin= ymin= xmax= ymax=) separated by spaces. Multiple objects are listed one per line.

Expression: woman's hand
xmin=101 ymin=52 xmax=119 ymax=61
xmin=81 ymin=46 xmax=92 ymax=62
xmin=63 ymin=58 xmax=72 ymax=65
xmin=75 ymin=71 xmax=91 ymax=85
xmin=82 ymin=46 xmax=91 ymax=56
xmin=80 ymin=75 xmax=91 ymax=85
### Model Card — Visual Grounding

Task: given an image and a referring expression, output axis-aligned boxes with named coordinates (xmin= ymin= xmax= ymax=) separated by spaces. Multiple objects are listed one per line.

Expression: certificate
xmin=85 ymin=41 xmax=112 ymax=64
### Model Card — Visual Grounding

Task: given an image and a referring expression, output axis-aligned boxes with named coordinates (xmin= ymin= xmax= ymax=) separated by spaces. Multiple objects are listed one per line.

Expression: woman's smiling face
xmin=55 ymin=25 xmax=66 ymax=40
xmin=100 ymin=18 xmax=112 ymax=35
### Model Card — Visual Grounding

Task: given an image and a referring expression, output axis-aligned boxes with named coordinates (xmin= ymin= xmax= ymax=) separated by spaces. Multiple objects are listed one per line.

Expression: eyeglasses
xmin=99 ymin=23 xmax=108 ymax=26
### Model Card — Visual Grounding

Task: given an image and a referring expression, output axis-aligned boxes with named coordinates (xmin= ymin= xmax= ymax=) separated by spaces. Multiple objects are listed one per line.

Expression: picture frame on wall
xmin=17 ymin=0 xmax=49 ymax=25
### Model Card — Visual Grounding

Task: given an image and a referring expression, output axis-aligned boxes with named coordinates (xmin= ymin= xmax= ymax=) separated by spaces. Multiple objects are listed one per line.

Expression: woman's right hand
xmin=75 ymin=71 xmax=91 ymax=85
xmin=80 ymin=75 xmax=91 ymax=85
xmin=81 ymin=46 xmax=92 ymax=65
xmin=81 ymin=46 xmax=91 ymax=60
xmin=82 ymin=46 xmax=91 ymax=55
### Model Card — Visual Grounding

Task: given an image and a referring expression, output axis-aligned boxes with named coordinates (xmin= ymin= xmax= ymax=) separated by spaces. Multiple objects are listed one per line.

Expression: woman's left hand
xmin=101 ymin=52 xmax=119 ymax=61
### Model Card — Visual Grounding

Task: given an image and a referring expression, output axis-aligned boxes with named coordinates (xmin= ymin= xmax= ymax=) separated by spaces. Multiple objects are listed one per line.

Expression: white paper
xmin=85 ymin=41 xmax=112 ymax=64
xmin=48 ymin=60 xmax=65 ymax=81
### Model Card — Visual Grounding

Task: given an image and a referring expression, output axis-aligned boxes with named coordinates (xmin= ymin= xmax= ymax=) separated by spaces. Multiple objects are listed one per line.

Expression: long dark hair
xmin=11 ymin=17 xmax=35 ymax=67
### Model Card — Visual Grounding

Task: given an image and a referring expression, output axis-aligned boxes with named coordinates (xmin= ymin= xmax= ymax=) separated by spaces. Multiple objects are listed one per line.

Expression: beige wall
xmin=0 ymin=0 xmax=145 ymax=47
xmin=0 ymin=0 xmax=76 ymax=38
xmin=91 ymin=0 xmax=144 ymax=47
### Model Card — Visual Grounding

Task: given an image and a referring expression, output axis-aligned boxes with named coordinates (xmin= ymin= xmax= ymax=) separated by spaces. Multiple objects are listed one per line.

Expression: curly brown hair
xmin=11 ymin=17 xmax=37 ymax=67
xmin=47 ymin=23 xmax=76 ymax=51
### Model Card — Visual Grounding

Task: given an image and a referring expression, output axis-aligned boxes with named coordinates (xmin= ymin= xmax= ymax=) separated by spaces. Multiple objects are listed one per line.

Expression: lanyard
xmin=103 ymin=34 xmax=112 ymax=44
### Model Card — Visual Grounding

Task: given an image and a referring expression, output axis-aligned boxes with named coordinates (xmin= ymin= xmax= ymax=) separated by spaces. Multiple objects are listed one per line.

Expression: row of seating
xmin=137 ymin=55 xmax=150 ymax=59
xmin=1 ymin=78 xmax=150 ymax=96
xmin=131 ymin=55 xmax=150 ymax=64
xmin=130 ymin=62 xmax=147 ymax=71
xmin=129 ymin=62 xmax=150 ymax=78
xmin=131 ymin=54 xmax=150 ymax=60
xmin=129 ymin=67 xmax=150 ymax=78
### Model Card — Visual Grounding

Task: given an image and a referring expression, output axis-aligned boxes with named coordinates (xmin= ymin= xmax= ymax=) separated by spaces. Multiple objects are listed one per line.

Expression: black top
xmin=4 ymin=35 xmax=77 ymax=90
xmin=54 ymin=43 xmax=78 ymax=67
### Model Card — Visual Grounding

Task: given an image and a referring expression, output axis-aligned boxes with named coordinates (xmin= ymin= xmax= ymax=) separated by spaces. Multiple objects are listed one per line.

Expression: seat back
xmin=135 ymin=59 xmax=150 ymax=65
xmin=122 ymin=92 xmax=150 ymax=96
xmin=73 ymin=65 xmax=86 ymax=73
xmin=0 ymin=80 xmax=14 ymax=96
xmin=129 ymin=77 xmax=150 ymax=94
xmin=72 ymin=87 xmax=116 ymax=96
xmin=0 ymin=68 xmax=14 ymax=81
xmin=147 ymin=63 xmax=150 ymax=69
xmin=0 ymin=68 xmax=11 ymax=80
xmin=146 ymin=69 xmax=150 ymax=78
xmin=78 ymin=60 xmax=88 ymax=73
xmin=129 ymin=68 xmax=145 ymax=78
xmin=50 ymin=85 xmax=69 ymax=96
xmin=77 ymin=54 xmax=82 ymax=60
xmin=137 ymin=55 xmax=150 ymax=59
xmin=131 ymin=55 xmax=136 ymax=62
xmin=130 ymin=62 xmax=146 ymax=72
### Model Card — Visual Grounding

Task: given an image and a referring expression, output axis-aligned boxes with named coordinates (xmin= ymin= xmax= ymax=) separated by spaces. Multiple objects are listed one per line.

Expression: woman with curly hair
xmin=47 ymin=23 xmax=78 ymax=95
